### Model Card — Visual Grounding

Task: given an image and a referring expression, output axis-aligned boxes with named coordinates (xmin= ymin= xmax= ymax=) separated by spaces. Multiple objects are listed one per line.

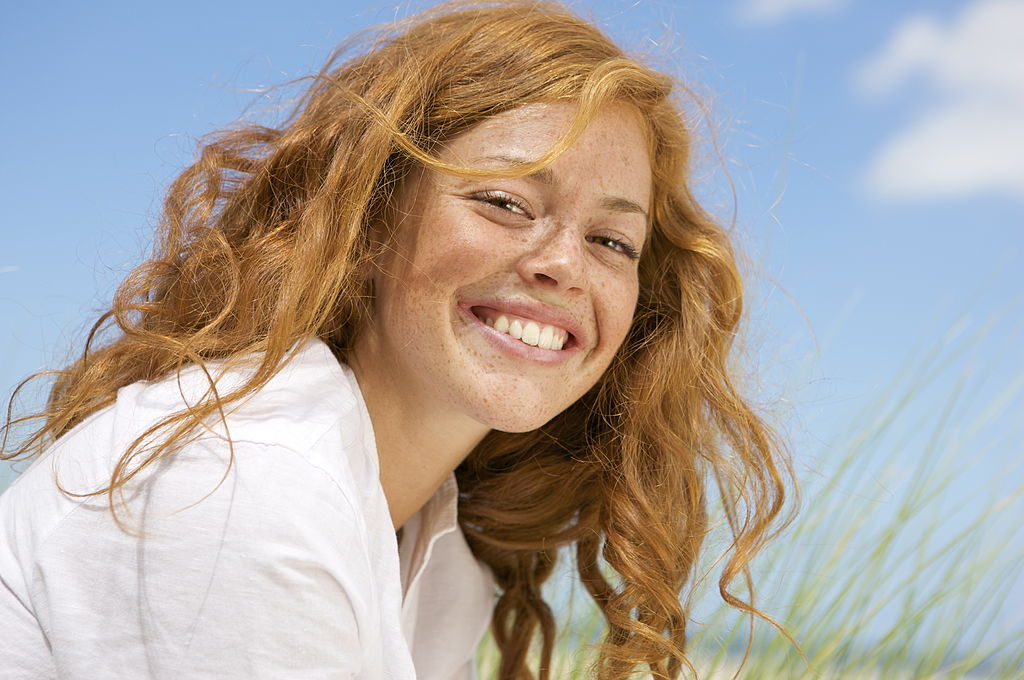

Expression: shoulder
xmin=122 ymin=339 xmax=368 ymax=449
xmin=1 ymin=339 xmax=387 ymax=574
xmin=107 ymin=338 xmax=380 ymax=490
xmin=1 ymin=417 xmax=374 ymax=577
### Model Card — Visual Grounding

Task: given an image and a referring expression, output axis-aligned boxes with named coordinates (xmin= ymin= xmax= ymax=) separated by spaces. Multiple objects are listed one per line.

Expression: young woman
xmin=0 ymin=2 xmax=794 ymax=678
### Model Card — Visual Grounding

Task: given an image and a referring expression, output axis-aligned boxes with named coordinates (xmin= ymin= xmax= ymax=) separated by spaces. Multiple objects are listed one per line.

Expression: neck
xmin=348 ymin=346 xmax=489 ymax=530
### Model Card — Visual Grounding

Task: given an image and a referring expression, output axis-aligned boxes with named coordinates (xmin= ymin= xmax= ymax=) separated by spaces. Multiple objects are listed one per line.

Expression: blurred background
xmin=2 ymin=0 xmax=1021 ymax=675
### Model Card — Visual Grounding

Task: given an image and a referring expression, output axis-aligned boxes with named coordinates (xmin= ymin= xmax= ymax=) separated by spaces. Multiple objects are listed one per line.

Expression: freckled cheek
xmin=604 ymin=276 xmax=640 ymax=336
xmin=417 ymin=216 xmax=505 ymax=279
xmin=431 ymin=239 xmax=490 ymax=274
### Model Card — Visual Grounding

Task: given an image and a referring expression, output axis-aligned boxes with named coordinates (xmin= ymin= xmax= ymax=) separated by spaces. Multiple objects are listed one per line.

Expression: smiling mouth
xmin=470 ymin=306 xmax=573 ymax=351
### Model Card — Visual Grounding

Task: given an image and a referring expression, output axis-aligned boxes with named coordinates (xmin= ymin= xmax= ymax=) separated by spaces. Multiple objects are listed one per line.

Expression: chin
xmin=458 ymin=376 xmax=595 ymax=435
xmin=471 ymin=400 xmax=571 ymax=434
xmin=487 ymin=419 xmax=549 ymax=435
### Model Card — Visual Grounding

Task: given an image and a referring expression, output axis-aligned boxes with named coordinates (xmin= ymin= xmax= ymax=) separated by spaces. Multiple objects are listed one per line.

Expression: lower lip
xmin=456 ymin=303 xmax=579 ymax=366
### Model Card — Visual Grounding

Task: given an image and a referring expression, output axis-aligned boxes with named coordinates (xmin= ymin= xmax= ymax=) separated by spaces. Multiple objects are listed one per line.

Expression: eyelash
xmin=472 ymin=191 xmax=640 ymax=260
xmin=475 ymin=190 xmax=532 ymax=217
xmin=585 ymin=235 xmax=640 ymax=260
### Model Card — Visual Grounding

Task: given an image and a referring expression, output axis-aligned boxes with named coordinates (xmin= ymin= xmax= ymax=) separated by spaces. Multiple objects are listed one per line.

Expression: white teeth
xmin=521 ymin=322 xmax=540 ymax=346
xmin=538 ymin=325 xmax=554 ymax=350
xmin=486 ymin=314 xmax=567 ymax=351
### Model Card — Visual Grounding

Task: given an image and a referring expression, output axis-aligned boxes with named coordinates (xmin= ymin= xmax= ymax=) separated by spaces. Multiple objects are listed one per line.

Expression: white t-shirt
xmin=0 ymin=339 xmax=496 ymax=679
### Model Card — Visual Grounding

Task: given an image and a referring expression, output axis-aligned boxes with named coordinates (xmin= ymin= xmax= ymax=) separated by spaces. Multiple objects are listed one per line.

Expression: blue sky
xmin=2 ymin=0 xmax=1022 ymax=659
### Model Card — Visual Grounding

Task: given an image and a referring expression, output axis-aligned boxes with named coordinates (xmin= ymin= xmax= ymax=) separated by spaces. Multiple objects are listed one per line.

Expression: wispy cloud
xmin=0 ymin=266 xmax=20 ymax=274
xmin=855 ymin=0 xmax=1024 ymax=201
xmin=736 ymin=0 xmax=847 ymax=25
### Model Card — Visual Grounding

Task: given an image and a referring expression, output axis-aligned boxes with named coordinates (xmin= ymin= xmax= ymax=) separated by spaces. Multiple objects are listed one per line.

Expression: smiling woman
xmin=0 ymin=2 xmax=794 ymax=679
xmin=354 ymin=102 xmax=651 ymax=528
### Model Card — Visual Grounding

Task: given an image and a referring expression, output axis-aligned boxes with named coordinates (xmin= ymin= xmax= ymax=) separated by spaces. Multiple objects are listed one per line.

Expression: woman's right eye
xmin=473 ymin=191 xmax=532 ymax=218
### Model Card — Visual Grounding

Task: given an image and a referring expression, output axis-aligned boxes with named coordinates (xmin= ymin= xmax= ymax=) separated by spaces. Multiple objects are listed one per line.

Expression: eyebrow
xmin=478 ymin=154 xmax=649 ymax=218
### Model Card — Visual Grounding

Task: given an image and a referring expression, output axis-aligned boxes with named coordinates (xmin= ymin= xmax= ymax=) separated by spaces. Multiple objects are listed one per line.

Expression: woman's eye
xmin=586 ymin=235 xmax=640 ymax=260
xmin=474 ymin=191 xmax=531 ymax=217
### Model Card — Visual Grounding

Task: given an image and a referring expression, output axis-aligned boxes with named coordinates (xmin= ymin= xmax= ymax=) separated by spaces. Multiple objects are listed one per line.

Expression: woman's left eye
xmin=586 ymin=235 xmax=640 ymax=260
xmin=473 ymin=191 xmax=531 ymax=217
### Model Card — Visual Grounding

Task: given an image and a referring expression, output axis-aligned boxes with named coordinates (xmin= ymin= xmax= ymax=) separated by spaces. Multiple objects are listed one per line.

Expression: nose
xmin=515 ymin=223 xmax=587 ymax=292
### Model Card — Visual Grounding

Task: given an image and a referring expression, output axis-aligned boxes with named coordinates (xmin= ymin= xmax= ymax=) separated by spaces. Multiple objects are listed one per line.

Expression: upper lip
xmin=460 ymin=296 xmax=589 ymax=348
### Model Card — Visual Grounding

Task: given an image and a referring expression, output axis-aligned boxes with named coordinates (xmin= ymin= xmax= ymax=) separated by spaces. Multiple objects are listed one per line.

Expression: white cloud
xmin=855 ymin=0 xmax=1024 ymax=200
xmin=736 ymin=0 xmax=847 ymax=24
xmin=0 ymin=266 xmax=20 ymax=274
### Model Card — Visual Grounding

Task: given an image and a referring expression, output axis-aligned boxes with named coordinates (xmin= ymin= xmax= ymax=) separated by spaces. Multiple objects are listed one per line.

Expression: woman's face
xmin=356 ymin=102 xmax=652 ymax=433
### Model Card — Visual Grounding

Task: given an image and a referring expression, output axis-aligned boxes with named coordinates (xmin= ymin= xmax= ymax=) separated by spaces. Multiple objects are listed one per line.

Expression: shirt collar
xmin=397 ymin=473 xmax=459 ymax=597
